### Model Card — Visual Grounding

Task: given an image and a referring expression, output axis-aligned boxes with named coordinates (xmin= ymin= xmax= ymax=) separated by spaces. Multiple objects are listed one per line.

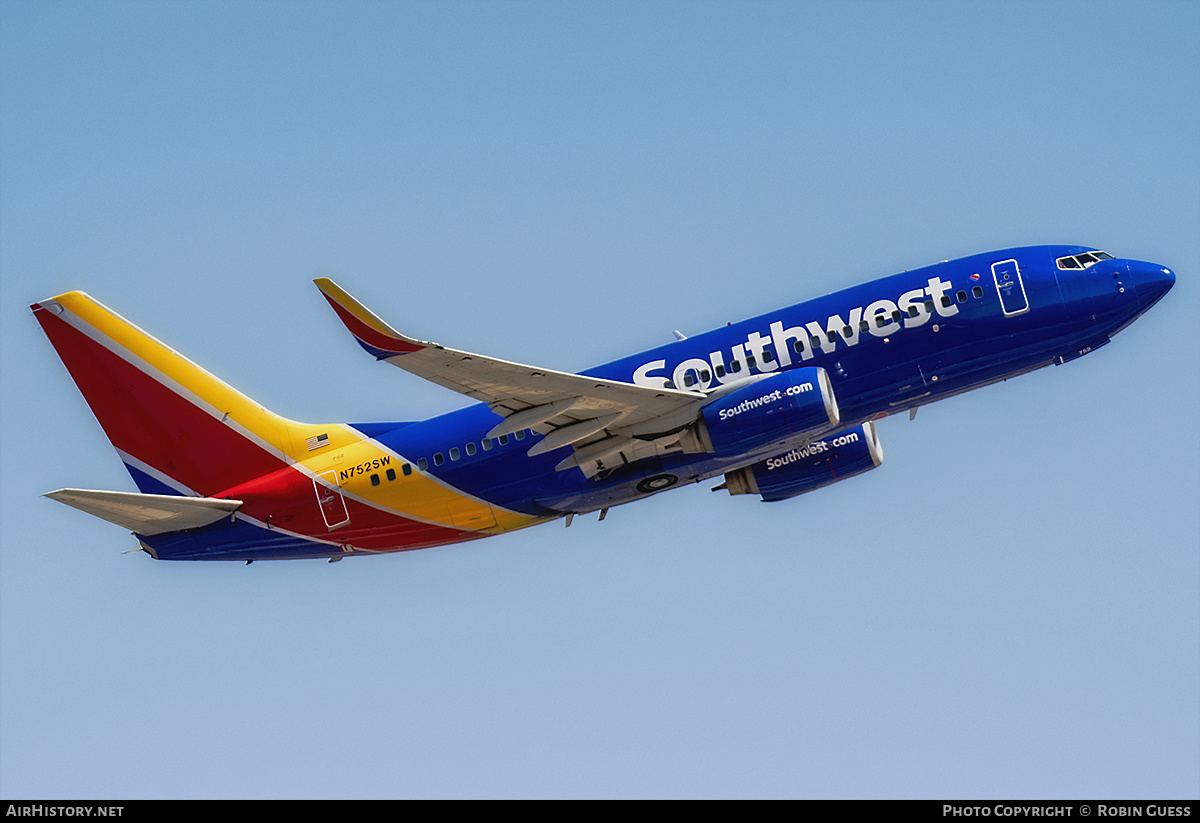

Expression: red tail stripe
xmin=35 ymin=308 xmax=287 ymax=495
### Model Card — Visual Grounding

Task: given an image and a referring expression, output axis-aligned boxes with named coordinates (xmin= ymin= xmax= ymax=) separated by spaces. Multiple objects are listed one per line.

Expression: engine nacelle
xmin=718 ymin=422 xmax=883 ymax=502
xmin=698 ymin=367 xmax=840 ymax=456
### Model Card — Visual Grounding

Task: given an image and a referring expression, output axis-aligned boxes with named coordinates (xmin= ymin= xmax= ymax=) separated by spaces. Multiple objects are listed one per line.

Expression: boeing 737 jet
xmin=31 ymin=245 xmax=1174 ymax=561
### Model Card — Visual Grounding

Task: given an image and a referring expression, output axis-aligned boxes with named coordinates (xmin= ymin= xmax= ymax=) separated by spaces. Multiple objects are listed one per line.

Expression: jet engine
xmin=716 ymin=421 xmax=883 ymax=502
xmin=696 ymin=367 xmax=840 ymax=456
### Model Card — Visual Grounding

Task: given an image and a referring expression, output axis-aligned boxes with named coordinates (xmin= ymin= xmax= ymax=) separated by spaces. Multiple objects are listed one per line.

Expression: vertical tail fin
xmin=32 ymin=291 xmax=325 ymax=497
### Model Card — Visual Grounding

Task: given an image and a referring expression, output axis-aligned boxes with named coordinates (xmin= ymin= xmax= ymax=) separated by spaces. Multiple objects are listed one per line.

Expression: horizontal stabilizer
xmin=44 ymin=489 xmax=243 ymax=535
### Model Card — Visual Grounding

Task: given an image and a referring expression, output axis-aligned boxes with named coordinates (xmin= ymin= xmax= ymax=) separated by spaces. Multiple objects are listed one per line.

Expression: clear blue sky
xmin=2 ymin=0 xmax=1196 ymax=799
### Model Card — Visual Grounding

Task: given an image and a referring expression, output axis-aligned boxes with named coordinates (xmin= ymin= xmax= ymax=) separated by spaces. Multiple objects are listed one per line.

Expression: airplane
xmin=31 ymin=245 xmax=1174 ymax=562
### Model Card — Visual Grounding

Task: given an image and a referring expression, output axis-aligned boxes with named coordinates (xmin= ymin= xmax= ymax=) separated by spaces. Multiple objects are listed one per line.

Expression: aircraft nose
xmin=1127 ymin=260 xmax=1175 ymax=310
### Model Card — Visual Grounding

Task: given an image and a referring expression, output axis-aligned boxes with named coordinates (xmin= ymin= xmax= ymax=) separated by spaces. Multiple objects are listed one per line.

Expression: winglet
xmin=314 ymin=278 xmax=428 ymax=359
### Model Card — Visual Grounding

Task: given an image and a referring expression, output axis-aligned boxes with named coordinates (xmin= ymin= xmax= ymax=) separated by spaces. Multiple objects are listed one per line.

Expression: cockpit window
xmin=1056 ymin=250 xmax=1114 ymax=270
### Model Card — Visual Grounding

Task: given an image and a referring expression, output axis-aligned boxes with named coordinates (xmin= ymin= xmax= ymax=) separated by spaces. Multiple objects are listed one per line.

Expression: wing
xmin=314 ymin=278 xmax=707 ymax=474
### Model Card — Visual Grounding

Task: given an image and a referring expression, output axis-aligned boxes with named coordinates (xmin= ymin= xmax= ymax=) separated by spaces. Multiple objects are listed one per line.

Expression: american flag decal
xmin=306 ymin=433 xmax=330 ymax=451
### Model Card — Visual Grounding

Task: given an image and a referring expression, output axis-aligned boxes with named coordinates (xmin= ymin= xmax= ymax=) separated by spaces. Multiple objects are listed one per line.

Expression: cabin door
xmin=314 ymin=471 xmax=351 ymax=530
xmin=991 ymin=259 xmax=1030 ymax=316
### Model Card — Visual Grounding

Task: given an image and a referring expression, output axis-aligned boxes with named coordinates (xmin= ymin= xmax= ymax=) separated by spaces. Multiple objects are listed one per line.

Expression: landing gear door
xmin=314 ymin=471 xmax=351 ymax=530
xmin=992 ymin=258 xmax=1030 ymax=316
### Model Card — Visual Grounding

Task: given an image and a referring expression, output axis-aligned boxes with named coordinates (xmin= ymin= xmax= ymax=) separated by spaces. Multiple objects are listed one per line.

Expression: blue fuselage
xmin=350 ymin=245 xmax=1175 ymax=516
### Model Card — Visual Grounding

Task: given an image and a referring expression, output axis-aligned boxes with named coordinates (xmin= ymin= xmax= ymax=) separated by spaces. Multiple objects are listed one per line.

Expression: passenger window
xmin=481 ymin=438 xmax=492 ymax=451
xmin=715 ymin=364 xmax=726 ymax=377
xmin=859 ymin=320 xmax=870 ymax=333
xmin=449 ymin=447 xmax=460 ymax=461
xmin=972 ymin=286 xmax=983 ymax=299
xmin=370 ymin=473 xmax=380 ymax=486
xmin=683 ymin=373 xmax=695 ymax=387
xmin=956 ymin=290 xmax=967 ymax=303
xmin=746 ymin=354 xmax=757 ymax=368
xmin=386 ymin=468 xmax=396 ymax=481
xmin=402 ymin=463 xmax=412 ymax=476
xmin=842 ymin=325 xmax=853 ymax=338
xmin=434 ymin=453 xmax=444 ymax=466
xmin=466 ymin=442 xmax=477 ymax=456
xmin=418 ymin=458 xmax=428 ymax=471
xmin=761 ymin=352 xmax=772 ymax=364
xmin=730 ymin=361 xmax=741 ymax=373
xmin=940 ymin=296 xmax=952 ymax=308
xmin=498 ymin=435 xmax=509 ymax=445
xmin=514 ymin=430 xmax=525 ymax=441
